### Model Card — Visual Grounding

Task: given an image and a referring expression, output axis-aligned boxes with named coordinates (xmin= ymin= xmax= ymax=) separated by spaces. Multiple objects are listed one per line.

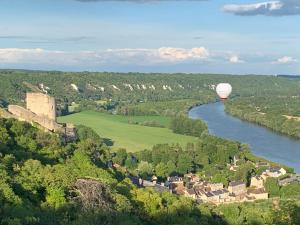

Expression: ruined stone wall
xmin=7 ymin=93 xmax=76 ymax=142
xmin=0 ymin=107 xmax=17 ymax=119
xmin=8 ymin=105 xmax=62 ymax=132
xmin=26 ymin=93 xmax=56 ymax=121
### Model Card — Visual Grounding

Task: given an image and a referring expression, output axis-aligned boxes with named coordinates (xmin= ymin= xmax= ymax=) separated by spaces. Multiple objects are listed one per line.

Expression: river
xmin=189 ymin=102 xmax=300 ymax=173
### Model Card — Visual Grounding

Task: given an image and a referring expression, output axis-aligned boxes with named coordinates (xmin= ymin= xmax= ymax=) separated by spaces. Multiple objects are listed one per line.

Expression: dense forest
xmin=225 ymin=96 xmax=300 ymax=138
xmin=1 ymin=117 xmax=300 ymax=225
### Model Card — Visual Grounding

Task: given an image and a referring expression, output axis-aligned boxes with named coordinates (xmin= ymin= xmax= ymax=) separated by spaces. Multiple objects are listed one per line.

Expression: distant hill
xmin=277 ymin=75 xmax=300 ymax=79
xmin=1 ymin=69 xmax=300 ymax=114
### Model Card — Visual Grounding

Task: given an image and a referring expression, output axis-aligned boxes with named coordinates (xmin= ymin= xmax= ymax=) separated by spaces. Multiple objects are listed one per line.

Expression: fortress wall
xmin=8 ymin=105 xmax=35 ymax=122
xmin=0 ymin=107 xmax=17 ymax=119
xmin=26 ymin=93 xmax=56 ymax=121
xmin=8 ymin=105 xmax=62 ymax=132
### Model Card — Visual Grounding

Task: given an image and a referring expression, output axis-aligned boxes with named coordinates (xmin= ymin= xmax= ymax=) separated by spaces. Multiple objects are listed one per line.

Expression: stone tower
xmin=26 ymin=93 xmax=56 ymax=121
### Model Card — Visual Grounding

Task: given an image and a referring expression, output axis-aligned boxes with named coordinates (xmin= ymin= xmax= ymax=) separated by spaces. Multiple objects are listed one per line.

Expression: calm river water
xmin=189 ymin=102 xmax=300 ymax=172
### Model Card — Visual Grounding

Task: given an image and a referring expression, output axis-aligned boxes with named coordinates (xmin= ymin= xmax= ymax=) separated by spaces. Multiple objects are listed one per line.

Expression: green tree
xmin=45 ymin=186 xmax=66 ymax=209
xmin=113 ymin=148 xmax=127 ymax=166
xmin=166 ymin=160 xmax=176 ymax=176
xmin=138 ymin=161 xmax=153 ymax=179
xmin=125 ymin=155 xmax=138 ymax=170
xmin=265 ymin=178 xmax=280 ymax=197
xmin=176 ymin=153 xmax=193 ymax=175
xmin=155 ymin=162 xmax=168 ymax=179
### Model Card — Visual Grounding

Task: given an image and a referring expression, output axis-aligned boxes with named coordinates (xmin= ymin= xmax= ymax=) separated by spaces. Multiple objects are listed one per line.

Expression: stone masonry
xmin=26 ymin=92 xmax=56 ymax=121
xmin=7 ymin=93 xmax=76 ymax=141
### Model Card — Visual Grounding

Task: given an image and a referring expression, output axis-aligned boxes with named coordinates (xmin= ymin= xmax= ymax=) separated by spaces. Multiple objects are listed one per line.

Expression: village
xmin=128 ymin=156 xmax=299 ymax=205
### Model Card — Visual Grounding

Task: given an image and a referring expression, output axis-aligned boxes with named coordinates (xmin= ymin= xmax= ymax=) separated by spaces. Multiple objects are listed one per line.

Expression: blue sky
xmin=0 ymin=0 xmax=299 ymax=74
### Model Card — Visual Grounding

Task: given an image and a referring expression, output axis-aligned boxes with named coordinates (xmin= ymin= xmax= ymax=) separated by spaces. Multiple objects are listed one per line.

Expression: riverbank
xmin=188 ymin=102 xmax=300 ymax=173
xmin=224 ymin=97 xmax=300 ymax=139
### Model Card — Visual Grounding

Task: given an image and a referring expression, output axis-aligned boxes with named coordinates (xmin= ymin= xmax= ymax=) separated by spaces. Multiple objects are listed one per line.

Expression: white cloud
xmin=272 ymin=56 xmax=298 ymax=64
xmin=223 ymin=0 xmax=300 ymax=16
xmin=0 ymin=47 xmax=210 ymax=66
xmin=0 ymin=48 xmax=100 ymax=65
xmin=229 ymin=55 xmax=244 ymax=64
xmin=158 ymin=47 xmax=209 ymax=61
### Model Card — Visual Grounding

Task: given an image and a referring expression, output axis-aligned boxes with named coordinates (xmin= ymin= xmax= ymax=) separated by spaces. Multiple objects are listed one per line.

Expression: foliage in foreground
xmin=0 ymin=118 xmax=300 ymax=225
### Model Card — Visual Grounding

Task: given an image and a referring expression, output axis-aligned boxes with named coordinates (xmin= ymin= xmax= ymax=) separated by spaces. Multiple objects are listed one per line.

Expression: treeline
xmin=170 ymin=115 xmax=207 ymax=137
xmin=112 ymin=141 xmax=278 ymax=188
xmin=113 ymin=134 xmax=241 ymax=179
xmin=225 ymin=97 xmax=300 ymax=138
xmin=116 ymin=99 xmax=204 ymax=116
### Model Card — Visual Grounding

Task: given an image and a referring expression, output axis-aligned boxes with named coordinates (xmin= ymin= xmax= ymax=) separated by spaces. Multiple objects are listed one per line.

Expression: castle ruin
xmin=26 ymin=93 xmax=56 ymax=121
xmin=7 ymin=93 xmax=76 ymax=141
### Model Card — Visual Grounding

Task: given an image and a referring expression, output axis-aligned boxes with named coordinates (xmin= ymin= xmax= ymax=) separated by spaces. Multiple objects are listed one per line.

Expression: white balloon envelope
xmin=216 ymin=83 xmax=232 ymax=100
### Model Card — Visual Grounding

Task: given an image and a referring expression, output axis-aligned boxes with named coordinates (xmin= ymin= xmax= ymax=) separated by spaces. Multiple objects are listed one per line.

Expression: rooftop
xmin=186 ymin=188 xmax=196 ymax=195
xmin=229 ymin=181 xmax=245 ymax=187
xmin=247 ymin=188 xmax=267 ymax=195
xmin=211 ymin=189 xmax=229 ymax=196
xmin=168 ymin=176 xmax=183 ymax=182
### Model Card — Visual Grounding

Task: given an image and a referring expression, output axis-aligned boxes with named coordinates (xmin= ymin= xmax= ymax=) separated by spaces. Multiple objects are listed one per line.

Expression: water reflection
xmin=189 ymin=102 xmax=300 ymax=172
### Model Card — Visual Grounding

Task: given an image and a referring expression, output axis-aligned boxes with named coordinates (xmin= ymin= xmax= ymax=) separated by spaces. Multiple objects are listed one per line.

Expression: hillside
xmin=1 ymin=115 xmax=300 ymax=225
xmin=225 ymin=96 xmax=300 ymax=138
xmin=1 ymin=70 xmax=300 ymax=113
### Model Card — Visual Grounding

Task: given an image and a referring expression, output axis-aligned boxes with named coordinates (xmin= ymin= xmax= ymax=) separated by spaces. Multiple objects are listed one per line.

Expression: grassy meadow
xmin=58 ymin=111 xmax=198 ymax=151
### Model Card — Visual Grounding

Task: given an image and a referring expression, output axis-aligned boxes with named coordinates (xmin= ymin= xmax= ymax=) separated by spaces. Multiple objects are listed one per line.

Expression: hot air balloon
xmin=216 ymin=83 xmax=232 ymax=100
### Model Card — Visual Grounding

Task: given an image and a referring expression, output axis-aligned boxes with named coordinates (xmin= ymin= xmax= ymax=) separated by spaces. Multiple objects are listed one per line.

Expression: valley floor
xmin=58 ymin=111 xmax=198 ymax=151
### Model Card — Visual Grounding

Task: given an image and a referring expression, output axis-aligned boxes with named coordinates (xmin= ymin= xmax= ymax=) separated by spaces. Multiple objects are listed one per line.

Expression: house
xmin=154 ymin=183 xmax=171 ymax=193
xmin=151 ymin=175 xmax=158 ymax=185
xmin=247 ymin=188 xmax=268 ymax=200
xmin=175 ymin=188 xmax=186 ymax=195
xmin=211 ymin=189 xmax=229 ymax=203
xmin=208 ymin=183 xmax=224 ymax=191
xmin=260 ymin=173 xmax=269 ymax=181
xmin=229 ymin=165 xmax=239 ymax=172
xmin=255 ymin=161 xmax=269 ymax=168
xmin=184 ymin=173 xmax=200 ymax=184
xmin=184 ymin=188 xmax=197 ymax=200
xmin=264 ymin=167 xmax=287 ymax=178
xmin=168 ymin=176 xmax=183 ymax=183
xmin=168 ymin=176 xmax=184 ymax=192
xmin=195 ymin=189 xmax=207 ymax=201
xmin=250 ymin=176 xmax=264 ymax=188
xmin=205 ymin=189 xmax=230 ymax=204
xmin=142 ymin=180 xmax=155 ymax=187
xmin=279 ymin=174 xmax=300 ymax=186
xmin=205 ymin=192 xmax=218 ymax=203
xmin=228 ymin=181 xmax=247 ymax=195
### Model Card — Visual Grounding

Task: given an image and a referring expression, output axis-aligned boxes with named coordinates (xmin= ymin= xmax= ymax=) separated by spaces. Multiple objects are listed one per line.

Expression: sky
xmin=0 ymin=0 xmax=299 ymax=74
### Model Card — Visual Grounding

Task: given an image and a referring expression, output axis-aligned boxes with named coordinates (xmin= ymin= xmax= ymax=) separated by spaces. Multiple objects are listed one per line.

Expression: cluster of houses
xmin=171 ymin=174 xmax=269 ymax=204
xmin=129 ymin=164 xmax=295 ymax=205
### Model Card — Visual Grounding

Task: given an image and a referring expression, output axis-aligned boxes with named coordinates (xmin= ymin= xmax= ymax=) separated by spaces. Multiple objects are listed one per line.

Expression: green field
xmin=58 ymin=111 xmax=198 ymax=151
